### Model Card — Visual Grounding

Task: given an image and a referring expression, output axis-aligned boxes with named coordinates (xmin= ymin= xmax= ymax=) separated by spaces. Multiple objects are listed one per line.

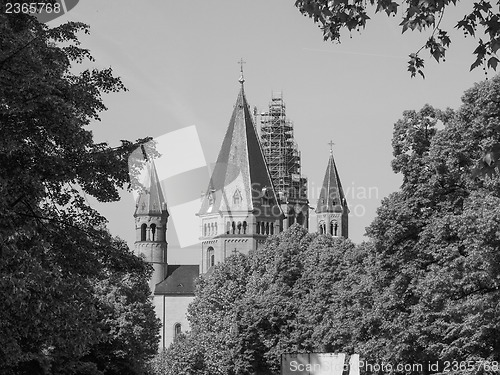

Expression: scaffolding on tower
xmin=259 ymin=93 xmax=308 ymax=207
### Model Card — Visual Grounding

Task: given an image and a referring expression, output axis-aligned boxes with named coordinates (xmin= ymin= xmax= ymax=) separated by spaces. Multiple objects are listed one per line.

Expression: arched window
xmin=204 ymin=223 xmax=207 ymax=237
xmin=141 ymin=223 xmax=147 ymax=241
xmin=207 ymin=247 xmax=215 ymax=268
xmin=266 ymin=222 xmax=269 ymax=235
xmin=256 ymin=222 xmax=260 ymax=234
xmin=242 ymin=221 xmax=247 ymax=234
xmin=232 ymin=221 xmax=236 ymax=234
xmin=214 ymin=222 xmax=218 ymax=235
xmin=150 ymin=224 xmax=156 ymax=241
xmin=270 ymin=222 xmax=274 ymax=235
xmin=174 ymin=323 xmax=182 ymax=338
xmin=233 ymin=189 xmax=242 ymax=205
xmin=237 ymin=221 xmax=242 ymax=234
xmin=319 ymin=221 xmax=324 ymax=235
xmin=261 ymin=222 xmax=265 ymax=234
xmin=330 ymin=221 xmax=334 ymax=235
xmin=226 ymin=221 xmax=231 ymax=234
xmin=334 ymin=222 xmax=338 ymax=236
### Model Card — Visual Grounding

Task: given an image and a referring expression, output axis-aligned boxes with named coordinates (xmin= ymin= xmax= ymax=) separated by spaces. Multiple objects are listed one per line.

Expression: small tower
xmin=316 ymin=143 xmax=349 ymax=238
xmin=134 ymin=160 xmax=169 ymax=293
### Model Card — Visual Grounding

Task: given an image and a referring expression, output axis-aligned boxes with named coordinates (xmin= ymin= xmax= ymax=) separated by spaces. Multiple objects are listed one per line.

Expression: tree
xmin=187 ymin=252 xmax=253 ymax=375
xmin=363 ymin=77 xmax=500 ymax=371
xmin=0 ymin=3 xmax=159 ymax=374
xmin=294 ymin=0 xmax=500 ymax=78
xmin=147 ymin=334 xmax=207 ymax=375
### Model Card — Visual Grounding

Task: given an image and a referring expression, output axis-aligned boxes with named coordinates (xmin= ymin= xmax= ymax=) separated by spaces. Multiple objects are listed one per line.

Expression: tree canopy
xmin=152 ymin=226 xmax=363 ymax=375
xmin=0 ymin=3 xmax=159 ymax=374
xmin=294 ymin=0 xmax=500 ymax=78
xmin=364 ymin=77 xmax=500 ymax=371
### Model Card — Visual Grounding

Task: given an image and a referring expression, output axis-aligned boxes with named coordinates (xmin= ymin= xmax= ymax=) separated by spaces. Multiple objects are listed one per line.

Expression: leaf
xmin=470 ymin=39 xmax=486 ymax=70
xmin=487 ymin=56 xmax=500 ymax=70
xmin=408 ymin=53 xmax=425 ymax=78
xmin=456 ymin=19 xmax=475 ymax=36
xmin=491 ymin=38 xmax=500 ymax=54
xmin=401 ymin=19 xmax=410 ymax=34
xmin=438 ymin=30 xmax=451 ymax=47
xmin=470 ymin=56 xmax=483 ymax=71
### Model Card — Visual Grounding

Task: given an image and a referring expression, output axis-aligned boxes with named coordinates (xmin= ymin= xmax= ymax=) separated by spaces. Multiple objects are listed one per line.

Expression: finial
xmin=238 ymin=58 xmax=246 ymax=84
xmin=328 ymin=140 xmax=335 ymax=155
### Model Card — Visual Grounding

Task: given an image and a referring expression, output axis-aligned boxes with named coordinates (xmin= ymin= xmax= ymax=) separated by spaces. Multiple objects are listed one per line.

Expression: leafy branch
xmin=295 ymin=0 xmax=500 ymax=77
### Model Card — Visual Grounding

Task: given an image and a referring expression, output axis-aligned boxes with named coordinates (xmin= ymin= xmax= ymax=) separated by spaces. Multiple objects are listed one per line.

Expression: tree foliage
xmin=294 ymin=0 xmax=500 ymax=78
xmin=0 ymin=3 xmax=159 ymax=374
xmin=364 ymin=77 xmax=500 ymax=371
xmin=152 ymin=226 xmax=362 ymax=375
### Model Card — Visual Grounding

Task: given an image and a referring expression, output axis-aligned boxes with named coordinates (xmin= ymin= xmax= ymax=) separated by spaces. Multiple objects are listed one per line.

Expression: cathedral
xmin=133 ymin=72 xmax=349 ymax=350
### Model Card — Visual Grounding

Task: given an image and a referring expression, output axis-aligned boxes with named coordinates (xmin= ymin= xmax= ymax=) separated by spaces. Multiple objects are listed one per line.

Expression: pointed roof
xmin=199 ymin=82 xmax=282 ymax=217
xmin=316 ymin=151 xmax=348 ymax=214
xmin=134 ymin=160 xmax=168 ymax=217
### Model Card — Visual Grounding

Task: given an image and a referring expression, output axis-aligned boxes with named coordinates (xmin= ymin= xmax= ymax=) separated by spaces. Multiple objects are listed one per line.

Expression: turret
xmin=134 ymin=160 xmax=169 ymax=293
xmin=316 ymin=145 xmax=349 ymax=238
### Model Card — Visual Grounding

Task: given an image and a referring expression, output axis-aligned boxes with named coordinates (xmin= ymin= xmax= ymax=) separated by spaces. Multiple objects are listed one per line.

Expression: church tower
xmin=198 ymin=69 xmax=284 ymax=273
xmin=134 ymin=160 xmax=169 ymax=293
xmin=316 ymin=145 xmax=349 ymax=238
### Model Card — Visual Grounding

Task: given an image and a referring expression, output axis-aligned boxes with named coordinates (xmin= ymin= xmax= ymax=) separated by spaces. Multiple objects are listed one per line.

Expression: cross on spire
xmin=238 ymin=58 xmax=246 ymax=73
xmin=328 ymin=140 xmax=335 ymax=154
xmin=238 ymin=58 xmax=246 ymax=84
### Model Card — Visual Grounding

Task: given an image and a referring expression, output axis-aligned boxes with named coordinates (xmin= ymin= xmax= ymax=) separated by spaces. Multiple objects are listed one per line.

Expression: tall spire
xmin=316 ymin=146 xmax=348 ymax=238
xmin=199 ymin=78 xmax=281 ymax=217
xmin=316 ymin=148 xmax=347 ymax=214
xmin=134 ymin=160 xmax=168 ymax=217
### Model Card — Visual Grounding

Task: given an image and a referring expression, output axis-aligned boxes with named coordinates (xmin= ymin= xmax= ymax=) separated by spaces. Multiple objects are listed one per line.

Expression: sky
xmin=51 ymin=0 xmax=487 ymax=264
